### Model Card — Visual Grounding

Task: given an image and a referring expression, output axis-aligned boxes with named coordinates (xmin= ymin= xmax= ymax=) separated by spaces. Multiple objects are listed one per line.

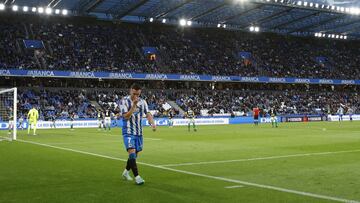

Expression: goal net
xmin=0 ymin=88 xmax=17 ymax=141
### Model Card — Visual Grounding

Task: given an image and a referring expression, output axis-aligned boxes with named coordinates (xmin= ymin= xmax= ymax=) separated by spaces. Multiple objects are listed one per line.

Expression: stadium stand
xmin=0 ymin=12 xmax=358 ymax=121
xmin=12 ymin=85 xmax=359 ymax=120
xmin=0 ymin=14 xmax=359 ymax=79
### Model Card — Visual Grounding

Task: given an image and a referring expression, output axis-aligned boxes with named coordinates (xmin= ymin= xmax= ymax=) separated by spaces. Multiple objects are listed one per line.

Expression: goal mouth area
xmin=0 ymin=87 xmax=18 ymax=141
xmin=0 ymin=135 xmax=14 ymax=141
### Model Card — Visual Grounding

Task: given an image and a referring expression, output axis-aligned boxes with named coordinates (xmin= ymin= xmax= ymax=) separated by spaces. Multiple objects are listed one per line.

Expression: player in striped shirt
xmin=120 ymin=83 xmax=156 ymax=185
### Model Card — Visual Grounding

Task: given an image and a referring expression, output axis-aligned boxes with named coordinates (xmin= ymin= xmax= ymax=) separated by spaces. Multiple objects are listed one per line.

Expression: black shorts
xmin=254 ymin=115 xmax=259 ymax=120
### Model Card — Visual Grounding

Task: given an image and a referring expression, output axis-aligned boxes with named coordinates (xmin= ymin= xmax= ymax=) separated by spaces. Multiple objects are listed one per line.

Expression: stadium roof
xmin=7 ymin=0 xmax=360 ymax=38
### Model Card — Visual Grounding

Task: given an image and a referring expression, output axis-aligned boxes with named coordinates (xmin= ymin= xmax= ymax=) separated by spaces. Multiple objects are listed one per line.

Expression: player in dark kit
xmin=70 ymin=113 xmax=75 ymax=130
xmin=104 ymin=109 xmax=111 ymax=131
xmin=97 ymin=110 xmax=103 ymax=130
xmin=168 ymin=110 xmax=174 ymax=128
xmin=269 ymin=107 xmax=278 ymax=128
xmin=253 ymin=106 xmax=260 ymax=126
xmin=7 ymin=109 xmax=14 ymax=135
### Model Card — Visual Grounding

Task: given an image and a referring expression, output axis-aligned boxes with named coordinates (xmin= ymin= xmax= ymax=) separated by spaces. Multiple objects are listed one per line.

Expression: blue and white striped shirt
xmin=120 ymin=96 xmax=149 ymax=136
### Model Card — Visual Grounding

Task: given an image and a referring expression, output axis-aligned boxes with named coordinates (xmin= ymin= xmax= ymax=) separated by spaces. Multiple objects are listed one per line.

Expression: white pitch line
xmin=106 ymin=136 xmax=162 ymax=141
xmin=159 ymin=149 xmax=360 ymax=167
xmin=44 ymin=138 xmax=162 ymax=145
xmin=144 ymin=138 xmax=162 ymax=141
xmin=225 ymin=185 xmax=244 ymax=189
xmin=15 ymin=139 xmax=360 ymax=203
xmin=43 ymin=141 xmax=122 ymax=145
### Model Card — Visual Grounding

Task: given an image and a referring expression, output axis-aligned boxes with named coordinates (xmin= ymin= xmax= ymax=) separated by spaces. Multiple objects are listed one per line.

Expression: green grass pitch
xmin=1 ymin=122 xmax=360 ymax=203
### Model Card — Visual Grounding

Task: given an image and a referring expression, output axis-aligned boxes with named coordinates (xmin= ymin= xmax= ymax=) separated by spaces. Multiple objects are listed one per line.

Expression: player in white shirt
xmin=18 ymin=116 xmax=24 ymax=130
xmin=347 ymin=107 xmax=354 ymax=122
xmin=185 ymin=108 xmax=197 ymax=132
xmin=337 ymin=106 xmax=344 ymax=122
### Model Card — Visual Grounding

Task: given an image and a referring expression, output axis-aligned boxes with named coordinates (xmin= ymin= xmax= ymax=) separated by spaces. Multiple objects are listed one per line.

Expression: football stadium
xmin=0 ymin=0 xmax=359 ymax=202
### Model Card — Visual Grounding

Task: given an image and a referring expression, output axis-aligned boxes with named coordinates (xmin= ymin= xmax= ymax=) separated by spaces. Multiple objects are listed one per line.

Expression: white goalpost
xmin=0 ymin=87 xmax=17 ymax=141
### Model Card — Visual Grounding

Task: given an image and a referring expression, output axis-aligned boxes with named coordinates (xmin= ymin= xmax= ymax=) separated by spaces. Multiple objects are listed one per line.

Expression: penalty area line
xmin=225 ymin=185 xmax=244 ymax=189
xmin=159 ymin=149 xmax=360 ymax=167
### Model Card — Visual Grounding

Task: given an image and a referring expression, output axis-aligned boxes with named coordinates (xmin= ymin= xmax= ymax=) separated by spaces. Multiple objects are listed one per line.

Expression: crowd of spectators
xmin=173 ymin=89 xmax=359 ymax=116
xmin=0 ymin=15 xmax=359 ymax=79
xmin=96 ymin=89 xmax=171 ymax=117
xmin=94 ymin=88 xmax=359 ymax=117
xmin=3 ymin=87 xmax=356 ymax=121
xmin=17 ymin=89 xmax=97 ymax=120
